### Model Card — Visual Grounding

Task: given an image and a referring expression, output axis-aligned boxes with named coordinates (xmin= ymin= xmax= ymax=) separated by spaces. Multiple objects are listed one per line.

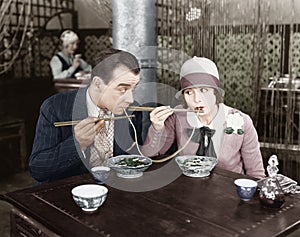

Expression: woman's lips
xmin=195 ymin=106 xmax=204 ymax=111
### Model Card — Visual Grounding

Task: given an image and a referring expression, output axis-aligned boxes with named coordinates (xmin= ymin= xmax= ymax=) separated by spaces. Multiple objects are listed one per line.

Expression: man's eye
xmin=199 ymin=88 xmax=208 ymax=93
xmin=119 ymin=88 xmax=127 ymax=93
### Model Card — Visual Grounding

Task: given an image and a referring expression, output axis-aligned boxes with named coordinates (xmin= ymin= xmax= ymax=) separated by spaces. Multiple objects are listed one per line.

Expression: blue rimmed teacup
xmin=234 ymin=178 xmax=258 ymax=201
xmin=91 ymin=166 xmax=111 ymax=184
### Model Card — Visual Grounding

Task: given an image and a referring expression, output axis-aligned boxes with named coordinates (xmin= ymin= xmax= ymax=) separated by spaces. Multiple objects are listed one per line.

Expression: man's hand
xmin=74 ymin=117 xmax=105 ymax=150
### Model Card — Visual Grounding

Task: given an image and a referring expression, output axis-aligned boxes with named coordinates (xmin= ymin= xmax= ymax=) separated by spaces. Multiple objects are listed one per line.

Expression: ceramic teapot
xmin=259 ymin=155 xmax=285 ymax=208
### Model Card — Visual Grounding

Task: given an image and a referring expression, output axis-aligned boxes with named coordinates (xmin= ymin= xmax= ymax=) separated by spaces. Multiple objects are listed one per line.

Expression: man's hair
xmin=91 ymin=48 xmax=140 ymax=84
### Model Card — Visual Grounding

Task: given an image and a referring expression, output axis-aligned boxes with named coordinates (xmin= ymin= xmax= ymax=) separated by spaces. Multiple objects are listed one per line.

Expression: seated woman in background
xmin=50 ymin=30 xmax=91 ymax=79
xmin=142 ymin=57 xmax=265 ymax=179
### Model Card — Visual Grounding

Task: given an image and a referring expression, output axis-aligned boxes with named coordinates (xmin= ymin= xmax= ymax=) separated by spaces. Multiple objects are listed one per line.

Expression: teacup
xmin=91 ymin=166 xmax=111 ymax=184
xmin=71 ymin=184 xmax=108 ymax=212
xmin=234 ymin=178 xmax=258 ymax=201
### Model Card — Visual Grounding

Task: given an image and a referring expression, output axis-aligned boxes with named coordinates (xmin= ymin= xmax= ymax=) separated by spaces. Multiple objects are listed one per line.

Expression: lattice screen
xmin=216 ymin=33 xmax=254 ymax=113
xmin=291 ymin=32 xmax=300 ymax=78
xmin=1 ymin=0 xmax=113 ymax=79
xmin=84 ymin=35 xmax=113 ymax=65
xmin=1 ymin=0 xmax=75 ymax=78
xmin=33 ymin=35 xmax=59 ymax=77
xmin=262 ymin=33 xmax=282 ymax=83
xmin=216 ymin=32 xmax=282 ymax=113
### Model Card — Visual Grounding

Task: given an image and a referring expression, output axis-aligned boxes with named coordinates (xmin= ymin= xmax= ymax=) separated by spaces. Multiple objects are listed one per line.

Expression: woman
xmin=50 ymin=30 xmax=91 ymax=79
xmin=142 ymin=57 xmax=265 ymax=179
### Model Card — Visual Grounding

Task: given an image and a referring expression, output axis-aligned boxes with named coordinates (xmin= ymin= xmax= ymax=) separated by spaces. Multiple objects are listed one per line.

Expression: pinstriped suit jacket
xmin=29 ymin=88 xmax=143 ymax=183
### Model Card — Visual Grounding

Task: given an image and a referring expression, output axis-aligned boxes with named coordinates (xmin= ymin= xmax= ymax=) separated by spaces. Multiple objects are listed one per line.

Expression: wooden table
xmin=54 ymin=78 xmax=90 ymax=93
xmin=1 ymin=167 xmax=300 ymax=237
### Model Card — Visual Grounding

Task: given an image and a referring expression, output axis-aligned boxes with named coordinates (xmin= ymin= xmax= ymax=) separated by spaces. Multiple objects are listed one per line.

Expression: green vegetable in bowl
xmin=115 ymin=157 xmax=148 ymax=167
xmin=183 ymin=157 xmax=211 ymax=167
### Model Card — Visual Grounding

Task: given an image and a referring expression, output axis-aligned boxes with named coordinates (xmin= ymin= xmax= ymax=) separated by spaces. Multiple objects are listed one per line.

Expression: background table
xmin=54 ymin=78 xmax=90 ymax=93
xmin=1 ymin=166 xmax=300 ymax=237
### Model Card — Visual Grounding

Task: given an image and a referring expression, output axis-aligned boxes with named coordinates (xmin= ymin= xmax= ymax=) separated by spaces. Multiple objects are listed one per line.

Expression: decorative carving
xmin=11 ymin=208 xmax=58 ymax=237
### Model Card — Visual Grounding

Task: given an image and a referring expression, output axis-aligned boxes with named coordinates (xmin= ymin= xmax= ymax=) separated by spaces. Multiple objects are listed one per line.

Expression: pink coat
xmin=142 ymin=104 xmax=265 ymax=179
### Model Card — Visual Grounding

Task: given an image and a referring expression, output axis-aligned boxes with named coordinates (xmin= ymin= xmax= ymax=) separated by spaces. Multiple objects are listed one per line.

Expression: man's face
xmin=97 ymin=66 xmax=140 ymax=115
xmin=183 ymin=87 xmax=216 ymax=116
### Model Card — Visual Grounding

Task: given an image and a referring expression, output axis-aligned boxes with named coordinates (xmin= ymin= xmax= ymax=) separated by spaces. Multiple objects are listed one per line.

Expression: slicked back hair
xmin=91 ymin=48 xmax=140 ymax=84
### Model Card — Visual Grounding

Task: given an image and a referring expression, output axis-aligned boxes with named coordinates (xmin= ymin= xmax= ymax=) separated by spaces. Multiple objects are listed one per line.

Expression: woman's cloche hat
xmin=175 ymin=56 xmax=225 ymax=99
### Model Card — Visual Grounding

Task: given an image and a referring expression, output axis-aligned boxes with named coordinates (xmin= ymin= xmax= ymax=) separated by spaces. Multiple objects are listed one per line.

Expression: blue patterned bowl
xmin=175 ymin=156 xmax=218 ymax=177
xmin=234 ymin=179 xmax=257 ymax=201
xmin=91 ymin=166 xmax=111 ymax=184
xmin=71 ymin=184 xmax=108 ymax=212
xmin=107 ymin=155 xmax=152 ymax=178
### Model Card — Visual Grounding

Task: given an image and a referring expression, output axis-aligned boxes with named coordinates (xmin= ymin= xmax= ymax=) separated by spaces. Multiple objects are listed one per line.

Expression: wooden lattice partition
xmin=156 ymin=0 xmax=276 ymax=115
xmin=83 ymin=32 xmax=112 ymax=65
xmin=0 ymin=0 xmax=112 ymax=79
xmin=0 ymin=0 xmax=76 ymax=78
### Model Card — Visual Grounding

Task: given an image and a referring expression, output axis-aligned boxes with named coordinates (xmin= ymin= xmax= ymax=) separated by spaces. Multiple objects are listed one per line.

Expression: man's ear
xmin=92 ymin=76 xmax=104 ymax=89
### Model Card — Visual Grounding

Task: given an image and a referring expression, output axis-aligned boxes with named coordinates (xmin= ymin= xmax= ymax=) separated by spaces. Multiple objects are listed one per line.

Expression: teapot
xmin=259 ymin=155 xmax=285 ymax=208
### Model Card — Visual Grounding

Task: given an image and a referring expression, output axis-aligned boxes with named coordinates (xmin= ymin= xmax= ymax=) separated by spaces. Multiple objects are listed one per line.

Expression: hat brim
xmin=175 ymin=84 xmax=225 ymax=99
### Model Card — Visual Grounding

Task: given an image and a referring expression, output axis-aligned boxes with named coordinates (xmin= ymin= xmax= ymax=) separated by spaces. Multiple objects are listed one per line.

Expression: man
xmin=29 ymin=48 xmax=142 ymax=183
xmin=50 ymin=30 xmax=91 ymax=79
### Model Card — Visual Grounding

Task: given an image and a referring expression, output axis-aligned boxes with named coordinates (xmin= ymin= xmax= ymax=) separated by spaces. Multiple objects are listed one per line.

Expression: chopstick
xmin=128 ymin=106 xmax=203 ymax=113
xmin=54 ymin=115 xmax=135 ymax=127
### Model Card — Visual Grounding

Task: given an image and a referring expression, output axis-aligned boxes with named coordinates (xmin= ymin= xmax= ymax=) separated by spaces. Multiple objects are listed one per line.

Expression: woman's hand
xmin=72 ymin=57 xmax=80 ymax=68
xmin=150 ymin=106 xmax=174 ymax=132
xmin=74 ymin=117 xmax=105 ymax=150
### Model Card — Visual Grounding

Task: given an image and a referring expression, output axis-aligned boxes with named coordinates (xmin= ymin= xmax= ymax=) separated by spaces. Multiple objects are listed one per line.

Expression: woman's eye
xmin=184 ymin=90 xmax=193 ymax=95
xmin=199 ymin=88 xmax=208 ymax=93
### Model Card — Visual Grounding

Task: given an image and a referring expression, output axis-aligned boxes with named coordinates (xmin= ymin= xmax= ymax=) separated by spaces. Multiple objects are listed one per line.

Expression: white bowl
xmin=71 ymin=184 xmax=108 ymax=212
xmin=107 ymin=155 xmax=152 ymax=178
xmin=175 ymin=155 xmax=218 ymax=177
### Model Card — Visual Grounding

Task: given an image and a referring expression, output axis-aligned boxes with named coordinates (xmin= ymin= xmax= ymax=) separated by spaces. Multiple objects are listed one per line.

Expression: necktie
xmin=90 ymin=110 xmax=114 ymax=167
xmin=187 ymin=126 xmax=217 ymax=158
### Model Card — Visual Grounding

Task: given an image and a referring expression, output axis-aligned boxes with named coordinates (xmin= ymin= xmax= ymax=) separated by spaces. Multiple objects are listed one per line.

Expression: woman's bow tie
xmin=187 ymin=127 xmax=217 ymax=157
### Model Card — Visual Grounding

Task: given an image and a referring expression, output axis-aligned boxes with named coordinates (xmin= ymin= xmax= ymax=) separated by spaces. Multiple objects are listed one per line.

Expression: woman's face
xmin=183 ymin=87 xmax=217 ymax=116
xmin=64 ymin=40 xmax=79 ymax=56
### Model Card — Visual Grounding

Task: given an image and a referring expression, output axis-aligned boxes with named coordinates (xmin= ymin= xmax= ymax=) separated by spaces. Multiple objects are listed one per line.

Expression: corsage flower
xmin=225 ymin=111 xmax=244 ymax=135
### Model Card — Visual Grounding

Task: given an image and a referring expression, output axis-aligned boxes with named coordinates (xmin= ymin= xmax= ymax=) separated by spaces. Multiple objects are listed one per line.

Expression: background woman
xmin=50 ymin=30 xmax=91 ymax=79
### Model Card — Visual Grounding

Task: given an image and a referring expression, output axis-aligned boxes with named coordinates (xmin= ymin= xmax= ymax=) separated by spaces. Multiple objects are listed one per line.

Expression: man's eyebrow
xmin=116 ymin=83 xmax=132 ymax=87
xmin=116 ymin=82 xmax=140 ymax=88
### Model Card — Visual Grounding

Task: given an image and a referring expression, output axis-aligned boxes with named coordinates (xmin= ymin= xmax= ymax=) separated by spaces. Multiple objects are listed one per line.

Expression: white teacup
xmin=71 ymin=184 xmax=108 ymax=212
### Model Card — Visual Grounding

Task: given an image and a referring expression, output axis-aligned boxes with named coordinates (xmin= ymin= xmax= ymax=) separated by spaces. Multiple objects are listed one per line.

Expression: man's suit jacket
xmin=29 ymin=88 xmax=143 ymax=183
